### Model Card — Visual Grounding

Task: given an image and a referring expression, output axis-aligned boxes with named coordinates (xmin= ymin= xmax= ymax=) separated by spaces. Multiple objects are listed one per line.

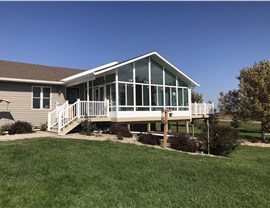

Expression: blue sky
xmin=0 ymin=2 xmax=270 ymax=104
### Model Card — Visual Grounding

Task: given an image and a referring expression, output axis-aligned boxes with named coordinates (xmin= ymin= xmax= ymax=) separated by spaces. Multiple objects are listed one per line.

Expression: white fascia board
xmin=94 ymin=52 xmax=157 ymax=76
xmin=153 ymin=53 xmax=200 ymax=87
xmin=94 ymin=51 xmax=199 ymax=87
xmin=0 ymin=77 xmax=64 ymax=85
xmin=61 ymin=61 xmax=118 ymax=83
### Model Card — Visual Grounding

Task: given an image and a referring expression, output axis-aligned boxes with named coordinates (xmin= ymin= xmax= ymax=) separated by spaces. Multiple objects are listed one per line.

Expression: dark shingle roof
xmin=0 ymin=60 xmax=84 ymax=82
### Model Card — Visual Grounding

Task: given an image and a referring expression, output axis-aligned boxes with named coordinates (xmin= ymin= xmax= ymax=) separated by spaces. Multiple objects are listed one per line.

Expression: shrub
xmin=109 ymin=125 xmax=132 ymax=138
xmin=0 ymin=124 xmax=10 ymax=135
xmin=199 ymin=125 xmax=240 ymax=156
xmin=8 ymin=121 xmax=33 ymax=135
xmin=138 ymin=133 xmax=160 ymax=145
xmin=40 ymin=123 xmax=48 ymax=131
xmin=169 ymin=133 xmax=197 ymax=153
xmin=81 ymin=119 xmax=96 ymax=135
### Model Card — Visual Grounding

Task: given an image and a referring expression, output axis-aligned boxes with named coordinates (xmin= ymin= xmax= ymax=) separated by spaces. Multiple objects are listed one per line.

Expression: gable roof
xmin=0 ymin=60 xmax=83 ymax=84
xmin=62 ymin=51 xmax=199 ymax=87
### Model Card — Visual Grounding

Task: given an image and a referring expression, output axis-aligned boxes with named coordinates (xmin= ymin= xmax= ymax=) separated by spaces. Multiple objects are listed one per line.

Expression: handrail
xmin=191 ymin=102 xmax=215 ymax=115
xmin=47 ymin=101 xmax=68 ymax=130
xmin=56 ymin=99 xmax=109 ymax=134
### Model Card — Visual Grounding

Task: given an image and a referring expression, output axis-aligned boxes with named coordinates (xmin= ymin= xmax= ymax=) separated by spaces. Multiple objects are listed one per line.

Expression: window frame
xmin=32 ymin=86 xmax=52 ymax=110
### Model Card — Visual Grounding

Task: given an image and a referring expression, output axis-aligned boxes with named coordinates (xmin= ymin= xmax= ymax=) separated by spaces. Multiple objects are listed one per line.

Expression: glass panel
xmin=89 ymin=88 xmax=92 ymax=101
xmin=93 ymin=77 xmax=104 ymax=86
xmin=165 ymin=69 xmax=176 ymax=86
xmin=118 ymin=63 xmax=133 ymax=82
xmin=43 ymin=87 xmax=50 ymax=98
xmin=152 ymin=107 xmax=163 ymax=111
xmin=151 ymin=59 xmax=163 ymax=85
xmin=136 ymin=85 xmax=142 ymax=106
xmin=43 ymin=98 xmax=50 ymax=109
xmin=106 ymin=73 xmax=115 ymax=83
xmin=33 ymin=87 xmax=41 ymax=97
xmin=106 ymin=85 xmax=110 ymax=103
xmin=111 ymin=84 xmax=116 ymax=106
xmin=100 ymin=87 xmax=104 ymax=101
xmin=119 ymin=107 xmax=134 ymax=111
xmin=118 ymin=83 xmax=125 ymax=105
xmin=143 ymin=85 xmax=149 ymax=106
xmin=179 ymin=107 xmax=189 ymax=111
xmin=178 ymin=88 xmax=183 ymax=106
xmin=127 ymin=84 xmax=134 ymax=105
xmin=158 ymin=86 xmax=164 ymax=106
xmin=178 ymin=77 xmax=188 ymax=87
xmin=136 ymin=107 xmax=149 ymax=111
xmin=151 ymin=86 xmax=157 ymax=106
xmin=135 ymin=58 xmax=149 ymax=83
xmin=184 ymin=88 xmax=189 ymax=106
xmin=33 ymin=98 xmax=40 ymax=109
xmin=165 ymin=87 xmax=170 ymax=106
xmin=172 ymin=88 xmax=176 ymax=106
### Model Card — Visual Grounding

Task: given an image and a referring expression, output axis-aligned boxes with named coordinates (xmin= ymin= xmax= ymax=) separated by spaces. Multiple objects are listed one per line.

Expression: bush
xmin=109 ymin=125 xmax=132 ymax=138
xmin=40 ymin=123 xmax=47 ymax=131
xmin=169 ymin=133 xmax=197 ymax=153
xmin=0 ymin=124 xmax=10 ymax=135
xmin=8 ymin=121 xmax=33 ymax=135
xmin=81 ymin=119 xmax=96 ymax=135
xmin=138 ymin=133 xmax=160 ymax=145
xmin=200 ymin=125 xmax=240 ymax=156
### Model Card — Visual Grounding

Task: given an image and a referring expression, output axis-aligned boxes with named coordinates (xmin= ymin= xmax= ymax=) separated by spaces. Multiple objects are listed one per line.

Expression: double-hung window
xmin=32 ymin=86 xmax=51 ymax=109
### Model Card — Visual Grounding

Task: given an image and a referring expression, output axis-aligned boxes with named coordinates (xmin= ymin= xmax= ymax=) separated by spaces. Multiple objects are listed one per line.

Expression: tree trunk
xmin=261 ymin=121 xmax=266 ymax=143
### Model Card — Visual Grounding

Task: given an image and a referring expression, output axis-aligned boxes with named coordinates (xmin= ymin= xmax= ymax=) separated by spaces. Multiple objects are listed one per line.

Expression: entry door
xmin=67 ymin=88 xmax=79 ymax=104
xmin=94 ymin=87 xmax=104 ymax=101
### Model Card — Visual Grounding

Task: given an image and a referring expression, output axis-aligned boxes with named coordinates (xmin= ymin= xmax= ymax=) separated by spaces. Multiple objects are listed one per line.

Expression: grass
xmin=156 ymin=120 xmax=263 ymax=140
xmin=0 ymin=137 xmax=269 ymax=207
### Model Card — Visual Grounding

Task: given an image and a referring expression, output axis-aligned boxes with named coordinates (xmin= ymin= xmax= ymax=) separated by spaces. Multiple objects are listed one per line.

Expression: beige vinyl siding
xmin=0 ymin=81 xmax=65 ymax=126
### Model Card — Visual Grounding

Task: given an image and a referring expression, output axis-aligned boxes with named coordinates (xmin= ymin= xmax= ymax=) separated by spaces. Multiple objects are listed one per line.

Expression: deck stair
xmin=47 ymin=99 xmax=110 ymax=135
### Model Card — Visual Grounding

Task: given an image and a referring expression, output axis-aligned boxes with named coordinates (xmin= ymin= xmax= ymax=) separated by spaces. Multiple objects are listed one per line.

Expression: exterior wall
xmin=0 ymin=81 xmax=65 ymax=126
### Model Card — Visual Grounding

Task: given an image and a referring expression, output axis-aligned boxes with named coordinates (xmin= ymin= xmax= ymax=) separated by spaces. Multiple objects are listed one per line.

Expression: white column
xmin=203 ymin=102 xmax=207 ymax=115
xmin=115 ymin=68 xmax=119 ymax=113
xmin=87 ymin=81 xmax=89 ymax=116
xmin=133 ymin=62 xmax=136 ymax=111
xmin=47 ymin=112 xmax=51 ymax=131
xmin=188 ymin=88 xmax=192 ymax=118
xmin=148 ymin=58 xmax=152 ymax=111
xmin=163 ymin=67 xmax=165 ymax=108
xmin=194 ymin=102 xmax=197 ymax=115
xmin=77 ymin=98 xmax=81 ymax=118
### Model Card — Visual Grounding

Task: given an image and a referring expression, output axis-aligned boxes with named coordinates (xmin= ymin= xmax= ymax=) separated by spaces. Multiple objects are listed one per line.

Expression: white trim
xmin=1 ymin=77 xmax=63 ymax=85
xmin=61 ymin=62 xmax=118 ymax=82
xmin=94 ymin=52 xmax=199 ymax=87
xmin=31 ymin=86 xmax=52 ymax=110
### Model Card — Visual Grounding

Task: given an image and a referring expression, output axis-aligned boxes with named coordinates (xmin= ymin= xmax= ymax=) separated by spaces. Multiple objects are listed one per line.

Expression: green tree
xmin=219 ymin=60 xmax=270 ymax=142
xmin=191 ymin=91 xmax=203 ymax=103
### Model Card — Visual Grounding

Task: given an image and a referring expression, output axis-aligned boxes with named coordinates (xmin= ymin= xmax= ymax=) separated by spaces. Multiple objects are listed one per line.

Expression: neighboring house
xmin=0 ymin=52 xmax=214 ymax=134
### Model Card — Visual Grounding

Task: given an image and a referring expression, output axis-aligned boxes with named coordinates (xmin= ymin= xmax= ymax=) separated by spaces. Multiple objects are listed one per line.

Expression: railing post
xmin=194 ymin=102 xmax=197 ymax=115
xmin=58 ymin=111 xmax=61 ymax=134
xmin=77 ymin=99 xmax=81 ymax=118
xmin=212 ymin=102 xmax=215 ymax=114
xmin=47 ymin=112 xmax=51 ymax=131
xmin=106 ymin=100 xmax=109 ymax=117
xmin=203 ymin=102 xmax=207 ymax=115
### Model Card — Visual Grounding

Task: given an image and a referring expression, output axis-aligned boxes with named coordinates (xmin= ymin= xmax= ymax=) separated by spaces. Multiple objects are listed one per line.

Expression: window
xmin=158 ymin=86 xmax=163 ymax=106
xmin=118 ymin=83 xmax=125 ymax=105
xmin=127 ymin=84 xmax=134 ymax=105
xmin=143 ymin=85 xmax=149 ymax=106
xmin=118 ymin=63 xmax=133 ymax=82
xmin=172 ymin=88 xmax=177 ymax=106
xmin=165 ymin=68 xmax=176 ymax=86
xmin=151 ymin=86 xmax=157 ymax=106
xmin=178 ymin=77 xmax=188 ymax=87
xmin=165 ymin=87 xmax=170 ymax=106
xmin=135 ymin=58 xmax=149 ymax=83
xmin=32 ymin=86 xmax=51 ymax=109
xmin=151 ymin=59 xmax=163 ymax=85
xmin=106 ymin=73 xmax=115 ymax=83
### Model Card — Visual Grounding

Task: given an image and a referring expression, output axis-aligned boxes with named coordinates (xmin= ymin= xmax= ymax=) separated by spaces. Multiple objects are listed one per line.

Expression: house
xmin=0 ymin=52 xmax=214 ymax=134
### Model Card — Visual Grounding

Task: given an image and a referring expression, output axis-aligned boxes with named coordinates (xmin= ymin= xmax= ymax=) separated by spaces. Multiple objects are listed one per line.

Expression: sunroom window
xmin=118 ymin=64 xmax=133 ymax=82
xmin=135 ymin=58 xmax=149 ymax=83
xmin=32 ymin=86 xmax=51 ymax=109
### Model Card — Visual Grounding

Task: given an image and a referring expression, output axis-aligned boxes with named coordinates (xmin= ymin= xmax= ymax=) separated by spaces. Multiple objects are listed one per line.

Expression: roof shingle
xmin=0 ymin=60 xmax=84 ymax=82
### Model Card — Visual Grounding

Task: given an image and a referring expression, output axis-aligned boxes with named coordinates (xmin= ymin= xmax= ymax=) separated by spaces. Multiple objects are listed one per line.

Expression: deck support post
xmin=162 ymin=108 xmax=171 ymax=149
xmin=185 ymin=120 xmax=189 ymax=134
xmin=176 ymin=121 xmax=179 ymax=132
xmin=192 ymin=122 xmax=195 ymax=137
xmin=147 ymin=122 xmax=151 ymax=133
xmin=127 ymin=123 xmax=131 ymax=131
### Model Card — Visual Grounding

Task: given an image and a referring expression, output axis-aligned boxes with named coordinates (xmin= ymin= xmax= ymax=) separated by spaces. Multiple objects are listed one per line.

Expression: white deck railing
xmin=191 ymin=102 xmax=215 ymax=115
xmin=47 ymin=99 xmax=109 ymax=134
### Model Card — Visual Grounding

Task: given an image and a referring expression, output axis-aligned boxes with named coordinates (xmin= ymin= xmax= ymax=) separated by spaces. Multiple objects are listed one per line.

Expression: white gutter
xmin=0 ymin=77 xmax=64 ymax=85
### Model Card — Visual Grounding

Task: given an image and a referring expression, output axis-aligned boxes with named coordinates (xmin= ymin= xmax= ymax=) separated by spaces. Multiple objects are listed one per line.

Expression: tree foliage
xmin=191 ymin=91 xmax=203 ymax=103
xmin=219 ymin=60 xmax=270 ymax=141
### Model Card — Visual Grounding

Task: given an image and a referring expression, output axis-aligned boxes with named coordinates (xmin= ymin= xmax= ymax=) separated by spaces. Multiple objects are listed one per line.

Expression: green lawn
xmin=0 ymin=138 xmax=269 ymax=207
xmin=157 ymin=120 xmax=263 ymax=140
